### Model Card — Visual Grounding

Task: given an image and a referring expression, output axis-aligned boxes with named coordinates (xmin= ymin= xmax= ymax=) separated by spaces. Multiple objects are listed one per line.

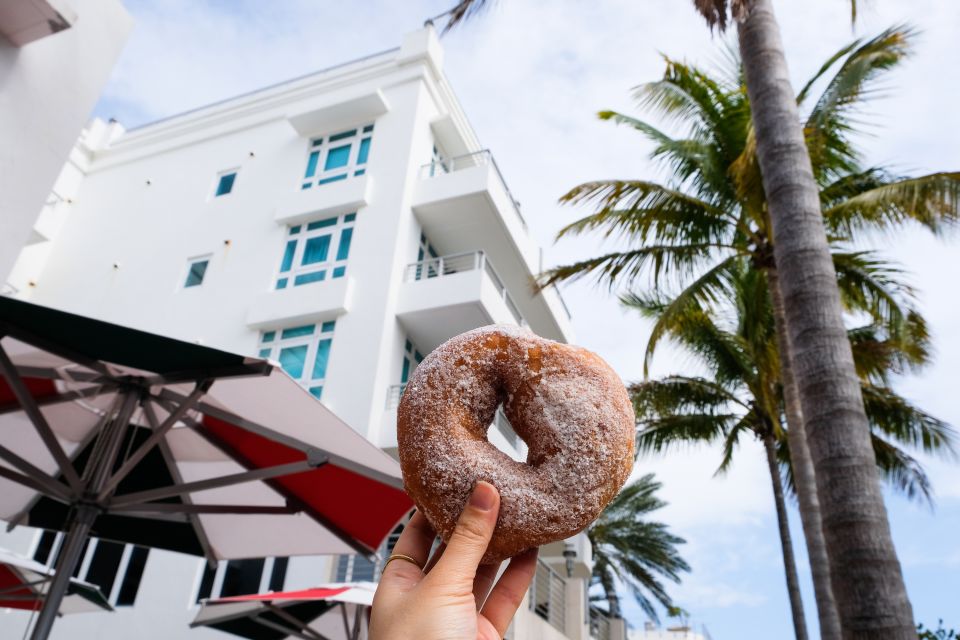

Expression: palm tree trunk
xmin=768 ymin=267 xmax=843 ymax=640
xmin=762 ymin=432 xmax=810 ymax=640
xmin=736 ymin=1 xmax=916 ymax=637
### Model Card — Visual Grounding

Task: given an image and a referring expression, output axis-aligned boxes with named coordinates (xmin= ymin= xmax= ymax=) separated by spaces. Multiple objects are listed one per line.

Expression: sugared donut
xmin=397 ymin=325 xmax=635 ymax=564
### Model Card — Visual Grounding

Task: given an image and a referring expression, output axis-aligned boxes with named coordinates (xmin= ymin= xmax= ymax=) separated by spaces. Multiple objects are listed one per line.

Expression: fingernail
xmin=469 ymin=481 xmax=497 ymax=511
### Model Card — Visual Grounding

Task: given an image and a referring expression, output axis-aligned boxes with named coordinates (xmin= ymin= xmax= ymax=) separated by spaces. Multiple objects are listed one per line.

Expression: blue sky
xmin=93 ymin=1 xmax=960 ymax=637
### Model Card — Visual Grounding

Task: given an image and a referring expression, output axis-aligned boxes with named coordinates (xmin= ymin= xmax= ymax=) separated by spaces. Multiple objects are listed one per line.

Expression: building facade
xmin=0 ymin=0 xmax=132 ymax=291
xmin=0 ymin=25 xmax=614 ymax=640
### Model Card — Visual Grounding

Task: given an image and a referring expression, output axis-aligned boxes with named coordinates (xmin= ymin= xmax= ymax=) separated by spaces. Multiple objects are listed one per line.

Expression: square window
xmin=332 ymin=266 xmax=346 ymax=278
xmin=215 ymin=172 xmax=237 ymax=197
xmin=321 ymin=320 xmax=336 ymax=332
xmin=278 ymin=345 xmax=308 ymax=379
xmin=184 ymin=259 xmax=209 ymax=288
xmin=325 ymin=145 xmax=351 ymax=171
xmin=256 ymin=323 xmax=336 ymax=400
xmin=302 ymin=236 xmax=331 ymax=265
xmin=262 ymin=331 xmax=276 ymax=343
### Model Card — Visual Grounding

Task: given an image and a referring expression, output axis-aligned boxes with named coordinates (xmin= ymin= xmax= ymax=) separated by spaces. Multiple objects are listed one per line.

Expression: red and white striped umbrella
xmin=0 ymin=297 xmax=412 ymax=639
xmin=192 ymin=582 xmax=376 ymax=640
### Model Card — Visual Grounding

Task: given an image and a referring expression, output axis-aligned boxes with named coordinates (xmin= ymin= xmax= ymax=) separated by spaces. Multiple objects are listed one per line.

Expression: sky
xmin=91 ymin=1 xmax=960 ymax=638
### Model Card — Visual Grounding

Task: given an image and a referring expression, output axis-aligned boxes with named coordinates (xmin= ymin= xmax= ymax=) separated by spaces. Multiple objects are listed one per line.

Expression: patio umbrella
xmin=0 ymin=296 xmax=412 ymax=640
xmin=0 ymin=547 xmax=111 ymax=614
xmin=191 ymin=582 xmax=375 ymax=640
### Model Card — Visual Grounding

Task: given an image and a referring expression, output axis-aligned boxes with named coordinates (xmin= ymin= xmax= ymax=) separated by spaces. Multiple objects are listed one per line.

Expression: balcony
xmin=274 ymin=174 xmax=371 ymax=227
xmin=0 ymin=0 xmax=75 ymax=47
xmin=396 ymin=251 xmax=525 ymax=353
xmin=412 ymin=151 xmax=574 ymax=344
xmin=530 ymin=559 xmax=567 ymax=634
xmin=246 ymin=275 xmax=353 ymax=329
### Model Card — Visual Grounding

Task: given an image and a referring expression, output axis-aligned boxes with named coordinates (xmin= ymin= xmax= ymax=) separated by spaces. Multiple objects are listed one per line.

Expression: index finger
xmin=380 ymin=511 xmax=434 ymax=583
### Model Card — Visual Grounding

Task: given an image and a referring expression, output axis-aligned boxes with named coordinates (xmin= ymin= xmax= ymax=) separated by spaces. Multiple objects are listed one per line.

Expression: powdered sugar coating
xmin=397 ymin=325 xmax=635 ymax=563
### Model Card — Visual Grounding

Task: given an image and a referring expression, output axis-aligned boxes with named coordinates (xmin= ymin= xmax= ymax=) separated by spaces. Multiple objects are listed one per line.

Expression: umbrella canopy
xmin=0 ymin=548 xmax=111 ymax=614
xmin=0 ymin=297 xmax=412 ymax=639
xmin=192 ymin=582 xmax=376 ymax=640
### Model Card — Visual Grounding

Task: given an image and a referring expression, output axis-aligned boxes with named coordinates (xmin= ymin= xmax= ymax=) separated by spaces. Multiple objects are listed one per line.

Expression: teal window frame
xmin=257 ymin=320 xmax=336 ymax=400
xmin=275 ymin=213 xmax=356 ymax=289
xmin=401 ymin=337 xmax=425 ymax=384
xmin=301 ymin=124 xmax=374 ymax=189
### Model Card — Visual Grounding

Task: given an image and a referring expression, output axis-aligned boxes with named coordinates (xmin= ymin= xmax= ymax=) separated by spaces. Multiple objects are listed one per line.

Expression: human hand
xmin=369 ymin=481 xmax=538 ymax=640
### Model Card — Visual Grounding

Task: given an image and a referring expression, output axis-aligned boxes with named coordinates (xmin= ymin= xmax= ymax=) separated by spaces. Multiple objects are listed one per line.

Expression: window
xmin=336 ymin=523 xmax=405 ymax=582
xmin=215 ymin=171 xmax=237 ymax=197
xmin=195 ymin=557 xmax=288 ymax=602
xmin=428 ymin=142 xmax=449 ymax=177
xmin=401 ymin=338 xmax=424 ymax=385
xmin=258 ymin=320 xmax=336 ymax=399
xmin=301 ymin=124 xmax=374 ymax=189
xmin=32 ymin=531 xmax=150 ymax=607
xmin=183 ymin=256 xmax=210 ymax=288
xmin=275 ymin=213 xmax=355 ymax=289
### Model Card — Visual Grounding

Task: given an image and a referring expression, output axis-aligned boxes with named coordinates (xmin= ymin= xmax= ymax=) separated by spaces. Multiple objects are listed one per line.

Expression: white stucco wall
xmin=0 ymin=0 xmax=132 ymax=286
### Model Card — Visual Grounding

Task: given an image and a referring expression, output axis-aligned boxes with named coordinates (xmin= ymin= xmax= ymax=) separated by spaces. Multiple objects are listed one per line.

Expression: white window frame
xmin=182 ymin=254 xmax=212 ymax=290
xmin=275 ymin=213 xmax=355 ymax=289
xmin=257 ymin=321 xmax=336 ymax=399
xmin=211 ymin=168 xmax=240 ymax=199
xmin=301 ymin=124 xmax=374 ymax=189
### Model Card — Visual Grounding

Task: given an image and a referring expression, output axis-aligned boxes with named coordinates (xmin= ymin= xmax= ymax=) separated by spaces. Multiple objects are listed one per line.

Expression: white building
xmin=0 ymin=0 xmax=132 ymax=292
xmin=0 ymin=24 xmax=624 ymax=640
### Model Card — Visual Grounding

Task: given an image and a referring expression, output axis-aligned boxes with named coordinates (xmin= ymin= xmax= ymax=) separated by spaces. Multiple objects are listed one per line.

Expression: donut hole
xmin=487 ymin=405 xmax=528 ymax=463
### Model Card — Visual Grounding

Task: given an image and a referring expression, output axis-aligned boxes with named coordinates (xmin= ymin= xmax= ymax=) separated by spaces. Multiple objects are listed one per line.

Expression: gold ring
xmin=382 ymin=553 xmax=424 ymax=572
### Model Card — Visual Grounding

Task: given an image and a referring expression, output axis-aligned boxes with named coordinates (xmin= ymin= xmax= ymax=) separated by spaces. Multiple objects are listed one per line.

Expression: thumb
xmin=429 ymin=481 xmax=500 ymax=589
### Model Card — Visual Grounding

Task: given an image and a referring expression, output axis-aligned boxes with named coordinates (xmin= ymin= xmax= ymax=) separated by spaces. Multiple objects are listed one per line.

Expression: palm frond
xmin=871 ymin=435 xmax=934 ymax=505
xmin=832 ymin=250 xmax=916 ymax=328
xmin=440 ymin=0 xmax=492 ymax=31
xmin=823 ymin=172 xmax=960 ymax=237
xmin=862 ymin=385 xmax=957 ymax=457
xmin=621 ymin=255 xmax=742 ymax=375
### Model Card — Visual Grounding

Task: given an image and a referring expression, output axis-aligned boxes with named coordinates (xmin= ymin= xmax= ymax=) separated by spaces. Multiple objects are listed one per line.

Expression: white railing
xmin=590 ymin=607 xmax=612 ymax=640
xmin=530 ymin=558 xmax=567 ymax=633
xmin=494 ymin=408 xmax=521 ymax=449
xmin=404 ymin=251 xmax=526 ymax=327
xmin=419 ymin=149 xmax=529 ymax=232
xmin=385 ymin=383 xmax=407 ymax=410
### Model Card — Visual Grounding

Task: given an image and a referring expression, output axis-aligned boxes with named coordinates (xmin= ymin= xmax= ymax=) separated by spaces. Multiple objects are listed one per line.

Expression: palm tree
xmin=587 ymin=474 xmax=690 ymax=623
xmin=533 ymin=29 xmax=957 ymax=639
xmin=440 ymin=1 xmax=939 ymax=634
xmin=629 ymin=263 xmax=954 ymax=638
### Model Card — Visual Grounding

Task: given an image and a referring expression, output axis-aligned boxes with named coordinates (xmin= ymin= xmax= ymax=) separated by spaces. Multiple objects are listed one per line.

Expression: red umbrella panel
xmin=0 ymin=548 xmax=111 ymax=614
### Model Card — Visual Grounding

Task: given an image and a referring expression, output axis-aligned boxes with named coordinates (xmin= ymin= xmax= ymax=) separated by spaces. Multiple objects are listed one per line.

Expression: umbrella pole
xmin=28 ymin=505 xmax=97 ymax=640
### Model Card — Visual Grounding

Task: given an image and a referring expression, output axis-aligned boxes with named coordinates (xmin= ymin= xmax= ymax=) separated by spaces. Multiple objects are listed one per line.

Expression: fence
xmin=530 ymin=558 xmax=566 ymax=634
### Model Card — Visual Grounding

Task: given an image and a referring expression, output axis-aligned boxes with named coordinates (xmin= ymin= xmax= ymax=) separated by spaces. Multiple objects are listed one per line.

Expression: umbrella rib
xmin=0 ymin=446 xmax=72 ymax=502
xmin=0 ymin=322 xmax=113 ymax=378
xmin=109 ymin=503 xmax=299 ymax=515
xmin=264 ymin=603 xmax=331 ymax=640
xmin=107 ymin=458 xmax=321 ymax=508
xmin=250 ymin=611 xmax=328 ymax=640
xmin=0 ymin=578 xmax=50 ymax=596
xmin=157 ymin=388 xmax=404 ymax=490
xmin=96 ymin=383 xmax=212 ymax=501
xmin=0 ymin=382 xmax=116 ymax=417
xmin=150 ymin=407 xmax=219 ymax=568
xmin=0 ymin=345 xmax=83 ymax=493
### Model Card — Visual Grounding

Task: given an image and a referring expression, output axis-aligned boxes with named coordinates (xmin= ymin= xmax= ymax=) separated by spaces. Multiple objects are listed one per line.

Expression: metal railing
xmin=419 ymin=149 xmax=529 ymax=232
xmin=385 ymin=383 xmax=407 ymax=410
xmin=403 ymin=251 xmax=526 ymax=326
xmin=530 ymin=558 xmax=566 ymax=633
xmin=590 ymin=607 xmax=612 ymax=640
xmin=493 ymin=408 xmax=521 ymax=449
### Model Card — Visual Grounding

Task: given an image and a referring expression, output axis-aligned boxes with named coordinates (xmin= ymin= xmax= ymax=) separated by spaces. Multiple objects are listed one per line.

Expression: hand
xmin=369 ymin=481 xmax=538 ymax=640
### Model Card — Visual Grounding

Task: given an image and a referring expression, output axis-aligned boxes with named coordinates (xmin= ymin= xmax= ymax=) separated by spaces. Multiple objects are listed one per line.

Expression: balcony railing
xmin=590 ymin=607 xmax=612 ymax=640
xmin=530 ymin=558 xmax=567 ymax=633
xmin=386 ymin=383 xmax=407 ymax=410
xmin=403 ymin=251 xmax=526 ymax=326
xmin=419 ymin=149 xmax=529 ymax=233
